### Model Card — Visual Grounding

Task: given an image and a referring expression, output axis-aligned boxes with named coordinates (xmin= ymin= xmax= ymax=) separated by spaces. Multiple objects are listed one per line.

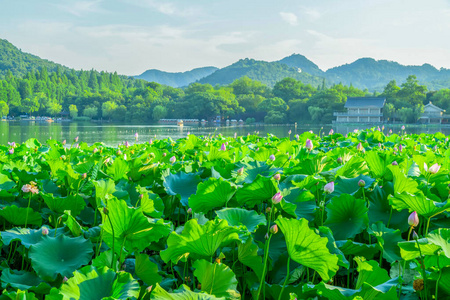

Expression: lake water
xmin=0 ymin=121 xmax=449 ymax=146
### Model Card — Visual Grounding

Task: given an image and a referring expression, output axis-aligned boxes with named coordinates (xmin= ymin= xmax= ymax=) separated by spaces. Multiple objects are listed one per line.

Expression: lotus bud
xmin=205 ymin=142 xmax=208 ymax=147
xmin=104 ymin=157 xmax=110 ymax=164
xmin=125 ymin=141 xmax=130 ymax=148
xmin=428 ymin=163 xmax=440 ymax=174
xmin=237 ymin=167 xmax=244 ymax=176
xmin=324 ymin=182 xmax=334 ymax=194
xmin=62 ymin=139 xmax=66 ymax=145
xmin=187 ymin=207 xmax=192 ymax=214
xmin=63 ymin=276 xmax=68 ymax=283
xmin=82 ymin=173 xmax=87 ymax=179
xmin=269 ymin=154 xmax=276 ymax=161
xmin=117 ymin=150 xmax=122 ymax=155
xmin=273 ymin=173 xmax=281 ymax=181
xmin=295 ymin=134 xmax=299 ymax=140
xmin=392 ymin=161 xmax=398 ymax=165
xmin=408 ymin=211 xmax=419 ymax=227
xmin=103 ymin=207 xmax=109 ymax=215
xmin=234 ymin=132 xmax=237 ymax=138
xmin=446 ymin=138 xmax=449 ymax=143
xmin=329 ymin=129 xmax=334 ymax=135
xmin=8 ymin=148 xmax=13 ymax=155
xmin=337 ymin=157 xmax=343 ymax=164
xmin=93 ymin=148 xmax=98 ymax=153
xmin=382 ymin=125 xmax=385 ymax=130
xmin=288 ymin=155 xmax=292 ymax=160
xmin=149 ymin=138 xmax=153 ymax=145
xmin=146 ymin=286 xmax=153 ymax=293
xmin=265 ymin=207 xmax=271 ymax=214
xmin=357 ymin=142 xmax=363 ymax=151
xmin=401 ymin=125 xmax=405 ymax=130
xmin=270 ymin=224 xmax=278 ymax=234
xmin=42 ymin=227 xmax=49 ymax=236
xmin=135 ymin=132 xmax=138 ymax=141
xmin=305 ymin=139 xmax=313 ymax=150
xmin=378 ymin=143 xmax=382 ymax=148
xmin=272 ymin=192 xmax=283 ymax=204
xmin=412 ymin=230 xmax=419 ymax=240
xmin=288 ymin=130 xmax=292 ymax=135
xmin=358 ymin=179 xmax=365 ymax=187
xmin=74 ymin=136 xmax=79 ymax=143
xmin=389 ymin=129 xmax=392 ymax=134
xmin=220 ymin=143 xmax=226 ymax=151
xmin=377 ymin=127 xmax=381 ymax=131
xmin=162 ymin=153 xmax=167 ymax=157
xmin=399 ymin=144 xmax=403 ymax=152
xmin=170 ymin=156 xmax=176 ymax=164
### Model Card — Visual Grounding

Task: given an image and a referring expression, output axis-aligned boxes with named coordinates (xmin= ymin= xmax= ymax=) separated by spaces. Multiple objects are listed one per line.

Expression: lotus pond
xmin=0 ymin=129 xmax=449 ymax=299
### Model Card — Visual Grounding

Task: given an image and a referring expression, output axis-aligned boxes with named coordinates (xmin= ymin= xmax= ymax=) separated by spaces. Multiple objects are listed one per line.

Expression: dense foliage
xmin=0 ymin=129 xmax=450 ymax=299
xmin=134 ymin=67 xmax=218 ymax=88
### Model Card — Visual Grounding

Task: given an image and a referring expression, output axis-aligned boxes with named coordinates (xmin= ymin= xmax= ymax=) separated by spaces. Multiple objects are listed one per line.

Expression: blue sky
xmin=1 ymin=0 xmax=449 ymax=75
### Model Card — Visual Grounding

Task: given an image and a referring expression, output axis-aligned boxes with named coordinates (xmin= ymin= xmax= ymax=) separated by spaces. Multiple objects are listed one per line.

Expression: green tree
xmin=257 ymin=97 xmax=288 ymax=113
xmin=152 ymin=105 xmax=167 ymax=121
xmin=102 ymin=101 xmax=118 ymax=119
xmin=383 ymin=103 xmax=395 ymax=121
xmin=308 ymin=106 xmax=325 ymax=122
xmin=83 ymin=106 xmax=98 ymax=119
xmin=0 ymin=101 xmax=9 ymax=118
xmin=264 ymin=111 xmax=286 ymax=124
xmin=69 ymin=104 xmax=78 ymax=118
xmin=46 ymin=101 xmax=62 ymax=117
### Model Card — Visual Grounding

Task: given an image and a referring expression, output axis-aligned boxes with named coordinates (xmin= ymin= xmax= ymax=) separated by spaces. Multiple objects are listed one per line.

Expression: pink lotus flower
xmin=273 ymin=173 xmax=281 ymax=181
xmin=62 ymin=140 xmax=66 ymax=145
xmin=234 ymin=132 xmax=237 ymax=138
xmin=269 ymin=154 xmax=276 ymax=161
xmin=162 ymin=153 xmax=167 ymax=157
xmin=408 ymin=211 xmax=419 ymax=227
xmin=93 ymin=148 xmax=98 ymax=153
xmin=401 ymin=125 xmax=405 ymax=130
xmin=288 ymin=130 xmax=292 ymax=135
xmin=392 ymin=161 xmax=398 ymax=165
xmin=187 ymin=207 xmax=192 ymax=214
xmin=272 ymin=192 xmax=283 ymax=204
xmin=295 ymin=134 xmax=299 ymax=140
xmin=425 ymin=163 xmax=440 ymax=174
xmin=8 ymin=148 xmax=14 ymax=155
xmin=237 ymin=167 xmax=244 ymax=176
xmin=270 ymin=224 xmax=278 ymax=234
xmin=324 ymin=182 xmax=334 ymax=194
xmin=135 ymin=132 xmax=138 ymax=141
xmin=305 ymin=139 xmax=313 ymax=151
xmin=389 ymin=129 xmax=392 ymax=134
xmin=170 ymin=156 xmax=176 ymax=164
xmin=149 ymin=139 xmax=153 ymax=145
xmin=125 ymin=141 xmax=130 ymax=148
xmin=329 ymin=129 xmax=334 ymax=135
xmin=74 ymin=136 xmax=79 ymax=143
xmin=220 ymin=143 xmax=226 ymax=151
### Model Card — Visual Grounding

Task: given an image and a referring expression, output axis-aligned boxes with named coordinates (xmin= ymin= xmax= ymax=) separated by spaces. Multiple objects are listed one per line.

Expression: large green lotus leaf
xmin=161 ymin=219 xmax=240 ymax=264
xmin=1 ymin=268 xmax=51 ymax=294
xmin=0 ymin=289 xmax=39 ymax=300
xmin=398 ymin=238 xmax=441 ymax=260
xmin=389 ymin=191 xmax=450 ymax=218
xmin=135 ymin=253 xmax=162 ymax=287
xmin=193 ymin=259 xmax=240 ymax=299
xmin=427 ymin=228 xmax=450 ymax=259
xmin=62 ymin=211 xmax=83 ymax=237
xmin=329 ymin=175 xmax=375 ymax=198
xmin=206 ymin=146 xmax=230 ymax=161
xmin=368 ymin=185 xmax=409 ymax=232
xmin=140 ymin=191 xmax=164 ymax=218
xmin=93 ymin=179 xmax=116 ymax=208
xmin=0 ymin=173 xmax=16 ymax=190
xmin=364 ymin=151 xmax=387 ymax=178
xmin=236 ymin=175 xmax=277 ymax=207
xmin=100 ymin=199 xmax=171 ymax=253
xmin=354 ymin=257 xmax=391 ymax=290
xmin=316 ymin=278 xmax=398 ymax=300
xmin=150 ymin=284 xmax=224 ymax=300
xmin=368 ymin=222 xmax=404 ymax=263
xmin=92 ymin=249 xmax=120 ymax=271
xmin=0 ymin=206 xmax=42 ymax=226
xmin=324 ymin=194 xmax=369 ymax=240
xmin=42 ymin=194 xmax=86 ymax=217
xmin=335 ymin=240 xmax=378 ymax=260
xmin=334 ymin=156 xmax=369 ymax=178
xmin=57 ymin=266 xmax=139 ymax=300
xmin=237 ymin=237 xmax=263 ymax=280
xmin=216 ymin=208 xmax=266 ymax=233
xmin=189 ymin=178 xmax=236 ymax=213
xmin=275 ymin=217 xmax=339 ymax=281
xmin=287 ymin=155 xmax=329 ymax=176
xmin=29 ymin=235 xmax=94 ymax=281
xmin=163 ymin=171 xmax=202 ymax=206
xmin=318 ymin=227 xmax=349 ymax=268
xmin=389 ymin=166 xmax=419 ymax=194
xmin=1 ymin=226 xmax=66 ymax=248
xmin=106 ymin=157 xmax=130 ymax=181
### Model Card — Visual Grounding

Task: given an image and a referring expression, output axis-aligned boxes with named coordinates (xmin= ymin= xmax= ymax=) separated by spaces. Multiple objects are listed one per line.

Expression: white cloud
xmin=279 ymin=12 xmax=298 ymax=26
xmin=56 ymin=0 xmax=105 ymax=16
xmin=121 ymin=0 xmax=200 ymax=17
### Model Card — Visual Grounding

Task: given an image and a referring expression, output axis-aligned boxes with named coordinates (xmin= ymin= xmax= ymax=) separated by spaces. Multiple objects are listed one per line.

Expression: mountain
xmin=277 ymin=54 xmax=324 ymax=77
xmin=325 ymin=58 xmax=450 ymax=91
xmin=134 ymin=66 xmax=218 ymax=87
xmin=198 ymin=58 xmax=323 ymax=87
xmin=0 ymin=39 xmax=69 ymax=78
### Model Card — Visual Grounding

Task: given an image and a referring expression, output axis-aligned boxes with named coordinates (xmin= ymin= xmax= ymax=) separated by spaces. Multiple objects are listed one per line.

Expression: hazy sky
xmin=1 ymin=0 xmax=449 ymax=75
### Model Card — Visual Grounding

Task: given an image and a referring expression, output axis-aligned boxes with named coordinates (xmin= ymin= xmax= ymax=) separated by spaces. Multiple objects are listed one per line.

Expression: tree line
xmin=0 ymin=66 xmax=449 ymax=124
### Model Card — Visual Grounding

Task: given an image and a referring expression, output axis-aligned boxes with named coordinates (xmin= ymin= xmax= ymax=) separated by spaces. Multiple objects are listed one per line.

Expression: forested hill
xmin=197 ymin=58 xmax=324 ymax=87
xmin=134 ymin=66 xmax=218 ymax=88
xmin=0 ymin=39 xmax=69 ymax=78
xmin=277 ymin=54 xmax=325 ymax=77
xmin=325 ymin=58 xmax=450 ymax=91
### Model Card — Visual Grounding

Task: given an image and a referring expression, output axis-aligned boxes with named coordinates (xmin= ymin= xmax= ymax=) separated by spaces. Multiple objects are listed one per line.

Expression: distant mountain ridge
xmin=134 ymin=66 xmax=218 ymax=87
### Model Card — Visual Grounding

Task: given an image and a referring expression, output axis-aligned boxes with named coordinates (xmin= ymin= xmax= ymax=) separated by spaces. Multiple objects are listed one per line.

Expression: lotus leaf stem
xmin=278 ymin=256 xmax=291 ymax=300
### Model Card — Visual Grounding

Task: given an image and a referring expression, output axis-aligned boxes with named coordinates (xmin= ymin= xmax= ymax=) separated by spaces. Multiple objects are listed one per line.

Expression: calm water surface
xmin=0 ymin=121 xmax=449 ymax=146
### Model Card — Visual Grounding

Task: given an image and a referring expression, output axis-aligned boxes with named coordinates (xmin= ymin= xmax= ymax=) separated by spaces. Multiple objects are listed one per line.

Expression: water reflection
xmin=0 ymin=121 xmax=448 ymax=146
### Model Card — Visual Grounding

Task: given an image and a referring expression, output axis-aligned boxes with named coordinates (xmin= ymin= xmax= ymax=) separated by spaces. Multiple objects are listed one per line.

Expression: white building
xmin=419 ymin=102 xmax=445 ymax=124
xmin=334 ymin=97 xmax=386 ymax=123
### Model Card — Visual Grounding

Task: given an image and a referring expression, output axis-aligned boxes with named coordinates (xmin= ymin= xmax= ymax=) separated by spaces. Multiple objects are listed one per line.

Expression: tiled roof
xmin=344 ymin=97 xmax=386 ymax=108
